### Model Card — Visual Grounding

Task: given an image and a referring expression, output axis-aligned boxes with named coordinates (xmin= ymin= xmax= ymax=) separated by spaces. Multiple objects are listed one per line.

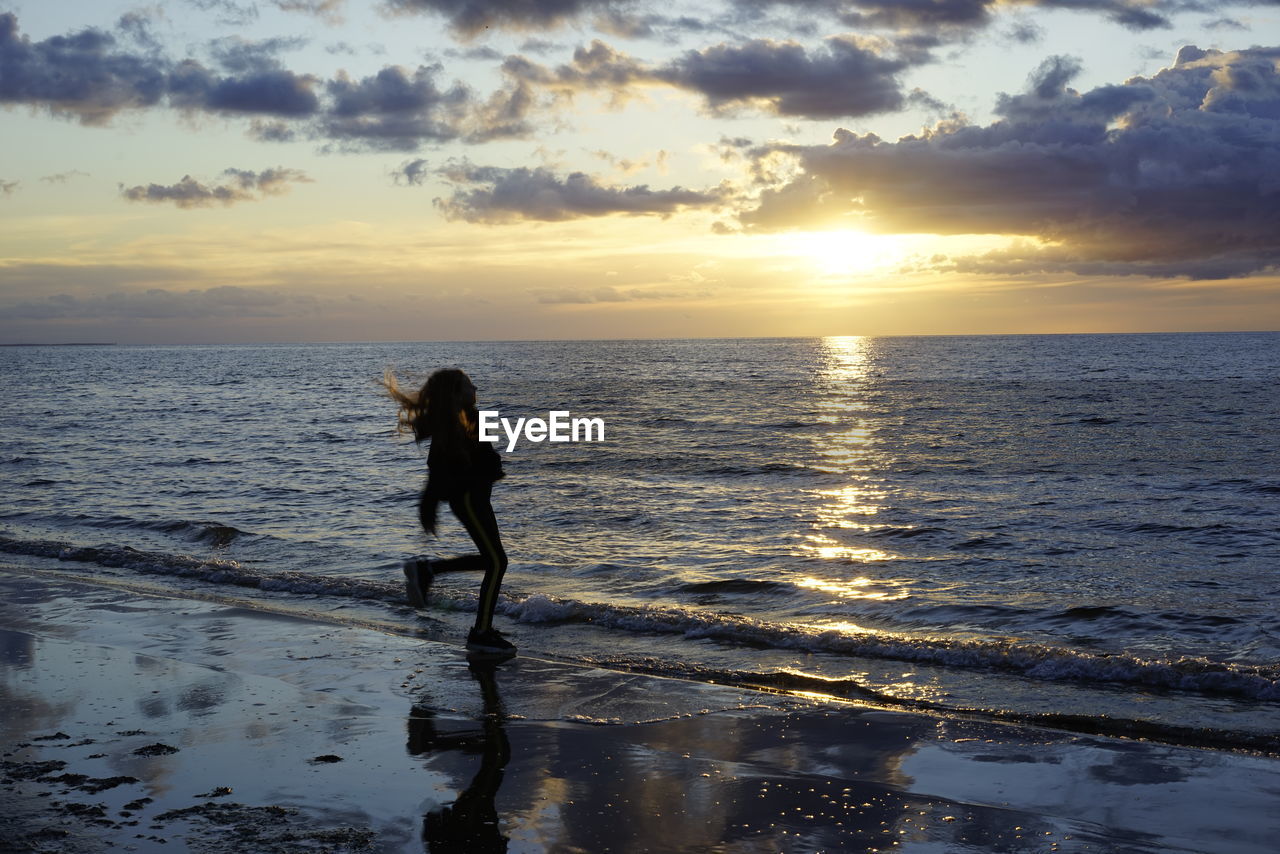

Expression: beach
xmin=4 ymin=565 xmax=1278 ymax=854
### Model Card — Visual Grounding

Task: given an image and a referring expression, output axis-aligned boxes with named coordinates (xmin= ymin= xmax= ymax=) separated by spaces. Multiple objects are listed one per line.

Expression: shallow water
xmin=2 ymin=334 xmax=1278 ymax=749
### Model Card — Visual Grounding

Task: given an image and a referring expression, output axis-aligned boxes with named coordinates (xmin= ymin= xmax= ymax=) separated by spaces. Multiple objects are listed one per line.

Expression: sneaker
xmin=466 ymin=628 xmax=516 ymax=657
xmin=402 ymin=558 xmax=434 ymax=608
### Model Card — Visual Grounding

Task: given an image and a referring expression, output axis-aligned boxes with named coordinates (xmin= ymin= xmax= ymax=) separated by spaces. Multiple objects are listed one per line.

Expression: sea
xmin=2 ymin=334 xmax=1277 ymax=752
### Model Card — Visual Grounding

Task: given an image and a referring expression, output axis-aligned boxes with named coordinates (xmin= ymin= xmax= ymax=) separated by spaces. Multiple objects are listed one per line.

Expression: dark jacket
xmin=425 ymin=439 xmax=504 ymax=500
xmin=418 ymin=437 xmax=504 ymax=533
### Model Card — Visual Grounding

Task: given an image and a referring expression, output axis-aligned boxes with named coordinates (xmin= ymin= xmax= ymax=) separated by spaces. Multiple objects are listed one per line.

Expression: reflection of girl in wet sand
xmin=408 ymin=663 xmax=511 ymax=853
xmin=383 ymin=368 xmax=514 ymax=657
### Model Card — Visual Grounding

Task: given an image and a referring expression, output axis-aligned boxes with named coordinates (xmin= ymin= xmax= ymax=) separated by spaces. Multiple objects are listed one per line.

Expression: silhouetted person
xmin=407 ymin=662 xmax=511 ymax=853
xmin=384 ymin=368 xmax=513 ymax=657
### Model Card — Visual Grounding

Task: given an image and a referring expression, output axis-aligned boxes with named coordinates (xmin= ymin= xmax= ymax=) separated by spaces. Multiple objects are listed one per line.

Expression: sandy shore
xmin=3 ymin=566 xmax=1278 ymax=854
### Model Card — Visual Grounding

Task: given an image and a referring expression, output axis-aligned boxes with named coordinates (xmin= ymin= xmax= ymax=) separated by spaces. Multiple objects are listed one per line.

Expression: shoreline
xmin=4 ymin=567 xmax=1280 ymax=853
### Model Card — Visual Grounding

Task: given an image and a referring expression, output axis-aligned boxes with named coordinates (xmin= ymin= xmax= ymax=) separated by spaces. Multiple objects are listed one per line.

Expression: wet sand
xmin=3 ymin=566 xmax=1279 ymax=854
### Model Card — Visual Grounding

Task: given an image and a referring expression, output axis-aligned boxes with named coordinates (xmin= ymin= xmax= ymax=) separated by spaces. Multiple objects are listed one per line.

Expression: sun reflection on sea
xmin=796 ymin=576 xmax=909 ymax=601
xmin=802 ymin=336 xmax=899 ymax=565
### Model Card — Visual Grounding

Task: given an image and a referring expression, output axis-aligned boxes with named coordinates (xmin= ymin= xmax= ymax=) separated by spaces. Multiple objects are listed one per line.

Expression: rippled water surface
xmin=3 ymin=334 xmax=1278 ymax=748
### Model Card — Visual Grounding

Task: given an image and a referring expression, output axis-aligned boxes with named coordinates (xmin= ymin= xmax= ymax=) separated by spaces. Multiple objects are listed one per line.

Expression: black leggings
xmin=421 ymin=484 xmax=509 ymax=633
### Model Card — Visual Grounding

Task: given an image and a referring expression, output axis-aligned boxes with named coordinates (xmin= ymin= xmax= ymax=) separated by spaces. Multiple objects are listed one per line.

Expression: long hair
xmin=381 ymin=367 xmax=475 ymax=456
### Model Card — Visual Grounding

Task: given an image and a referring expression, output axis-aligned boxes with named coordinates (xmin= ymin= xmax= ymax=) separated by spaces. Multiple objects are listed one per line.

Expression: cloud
xmin=0 ymin=14 xmax=323 ymax=122
xmin=321 ymin=65 xmax=471 ymax=149
xmin=444 ymin=45 xmax=505 ymax=61
xmin=3 ymin=286 xmax=319 ymax=320
xmin=115 ymin=10 xmax=165 ymax=53
xmin=530 ymin=283 xmax=711 ymax=303
xmin=208 ymin=36 xmax=309 ymax=73
xmin=1203 ymin=17 xmax=1247 ymax=31
xmin=933 ymin=243 xmax=1279 ymax=281
xmin=40 ymin=170 xmax=91 ymax=183
xmin=433 ymin=160 xmax=729 ymax=222
xmin=392 ymin=158 xmax=431 ymax=185
xmin=0 ymin=14 xmax=531 ymax=148
xmin=272 ymin=0 xmax=346 ymax=21
xmin=184 ymin=0 xmax=260 ymax=27
xmin=382 ymin=0 xmax=1191 ymax=38
xmin=0 ymin=13 xmax=169 ymax=124
xmin=1002 ymin=17 xmax=1045 ymax=43
xmin=661 ymin=36 xmax=915 ymax=118
xmin=167 ymin=62 xmax=322 ymax=116
xmin=383 ymin=0 xmax=615 ymax=37
xmin=120 ymin=167 xmax=311 ymax=208
xmin=742 ymin=0 xmax=1176 ymax=32
xmin=517 ymin=38 xmax=566 ymax=55
xmin=589 ymin=148 xmax=666 ymax=175
xmin=738 ymin=46 xmax=1280 ymax=278
xmin=1 ymin=179 xmax=18 ymax=196
xmin=185 ymin=0 xmax=346 ymax=25
xmin=503 ymin=35 xmax=923 ymax=120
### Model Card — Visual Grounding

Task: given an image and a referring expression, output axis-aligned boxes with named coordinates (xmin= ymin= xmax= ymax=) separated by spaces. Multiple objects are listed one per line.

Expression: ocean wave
xmin=576 ymin=656 xmax=1280 ymax=754
xmin=501 ymin=592 xmax=1280 ymax=702
xmin=0 ymin=535 xmax=404 ymax=604
xmin=702 ymin=463 xmax=823 ymax=477
xmin=674 ymin=579 xmax=789 ymax=594
xmin=78 ymin=516 xmax=254 ymax=547
xmin=863 ymin=526 xmax=949 ymax=539
xmin=2 ymin=534 xmax=1277 ymax=704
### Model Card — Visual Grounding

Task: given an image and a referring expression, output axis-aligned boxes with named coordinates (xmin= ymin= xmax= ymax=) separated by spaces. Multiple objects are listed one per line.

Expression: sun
xmin=778 ymin=230 xmax=903 ymax=276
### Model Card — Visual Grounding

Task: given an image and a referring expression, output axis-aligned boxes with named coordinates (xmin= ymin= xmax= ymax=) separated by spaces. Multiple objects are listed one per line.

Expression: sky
xmin=1 ymin=0 xmax=1278 ymax=344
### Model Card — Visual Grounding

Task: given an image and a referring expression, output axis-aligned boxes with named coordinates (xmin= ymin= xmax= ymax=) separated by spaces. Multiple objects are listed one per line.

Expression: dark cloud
xmin=0 ymin=14 xmax=530 ymax=148
xmin=593 ymin=9 xmax=659 ymax=38
xmin=1203 ymin=17 xmax=1247 ymax=31
xmin=433 ymin=160 xmax=729 ymax=222
xmin=3 ymin=286 xmax=318 ymax=320
xmin=1003 ymin=17 xmax=1045 ymax=43
xmin=936 ymin=243 xmax=1278 ymax=281
xmin=504 ymin=35 xmax=922 ymax=120
xmin=322 ymin=66 xmax=472 ymax=149
xmin=1 ymin=179 xmax=18 ymax=196
xmin=0 ymin=13 xmax=169 ymax=124
xmin=739 ymin=46 xmax=1280 ymax=278
xmin=0 ymin=14 xmax=321 ymax=122
xmin=383 ymin=0 xmax=615 ymax=37
xmin=168 ymin=62 xmax=321 ymax=116
xmin=751 ymin=0 xmax=1175 ymax=32
xmin=393 ymin=158 xmax=431 ymax=185
xmin=661 ymin=36 xmax=913 ymax=118
xmin=1104 ymin=4 xmax=1170 ymax=30
xmin=121 ymin=167 xmax=311 ymax=207
xmin=905 ymin=87 xmax=950 ymax=114
xmin=208 ymin=36 xmax=309 ymax=73
xmin=593 ymin=10 xmax=744 ymax=41
xmin=380 ymin=0 xmax=1190 ymax=38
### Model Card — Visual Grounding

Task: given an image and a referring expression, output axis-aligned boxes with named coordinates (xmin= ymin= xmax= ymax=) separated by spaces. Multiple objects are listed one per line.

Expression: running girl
xmin=383 ymin=368 xmax=513 ymax=657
